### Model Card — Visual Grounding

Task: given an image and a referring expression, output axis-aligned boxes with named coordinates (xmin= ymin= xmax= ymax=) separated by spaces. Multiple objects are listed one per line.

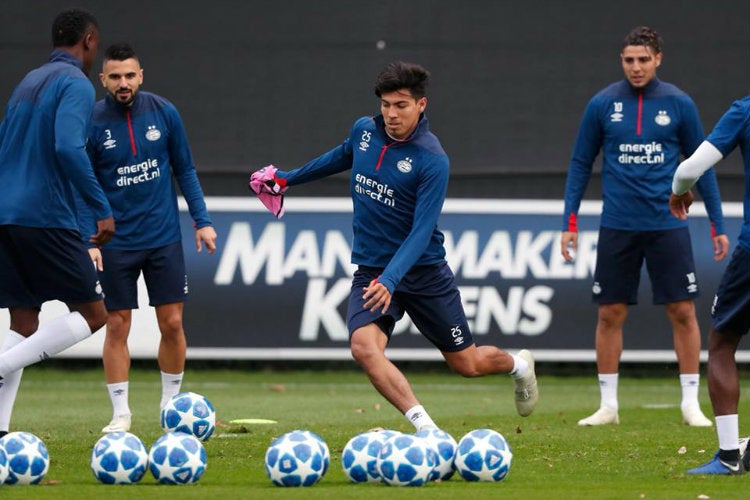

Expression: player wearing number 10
xmin=560 ymin=26 xmax=728 ymax=427
xmin=250 ymin=61 xmax=538 ymax=431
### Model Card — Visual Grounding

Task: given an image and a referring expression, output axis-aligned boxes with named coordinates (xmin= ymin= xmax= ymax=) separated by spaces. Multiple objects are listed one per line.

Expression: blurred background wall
xmin=3 ymin=0 xmax=749 ymax=200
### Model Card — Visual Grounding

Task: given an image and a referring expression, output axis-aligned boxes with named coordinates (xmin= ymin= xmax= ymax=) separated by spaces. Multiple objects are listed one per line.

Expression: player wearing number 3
xmin=250 ymin=61 xmax=538 ymax=430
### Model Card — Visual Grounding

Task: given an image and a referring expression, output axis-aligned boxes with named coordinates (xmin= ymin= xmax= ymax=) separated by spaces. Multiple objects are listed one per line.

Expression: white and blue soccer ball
xmin=376 ymin=433 xmax=436 ymax=486
xmin=415 ymin=428 xmax=458 ymax=481
xmin=0 ymin=432 xmax=49 ymax=485
xmin=264 ymin=430 xmax=329 ymax=487
xmin=454 ymin=429 xmax=512 ymax=482
xmin=341 ymin=429 xmax=400 ymax=483
xmin=160 ymin=392 xmax=216 ymax=442
xmin=90 ymin=431 xmax=149 ymax=484
xmin=148 ymin=431 xmax=207 ymax=484
xmin=0 ymin=444 xmax=9 ymax=484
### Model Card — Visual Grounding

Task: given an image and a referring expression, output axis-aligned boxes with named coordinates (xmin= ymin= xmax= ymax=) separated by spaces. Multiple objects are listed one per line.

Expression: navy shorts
xmin=593 ymin=226 xmax=698 ymax=305
xmin=346 ymin=262 xmax=474 ymax=352
xmin=711 ymin=245 xmax=750 ymax=335
xmin=0 ymin=225 xmax=104 ymax=308
xmin=100 ymin=241 xmax=187 ymax=310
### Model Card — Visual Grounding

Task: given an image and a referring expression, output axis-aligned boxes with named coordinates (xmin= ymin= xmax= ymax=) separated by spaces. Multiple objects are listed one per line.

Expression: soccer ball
xmin=415 ymin=428 xmax=458 ymax=481
xmin=264 ymin=429 xmax=329 ymax=487
xmin=0 ymin=431 xmax=49 ymax=485
xmin=0 ymin=445 xmax=9 ymax=484
xmin=148 ymin=431 xmax=207 ymax=484
xmin=376 ymin=433 xmax=436 ymax=486
xmin=341 ymin=429 xmax=400 ymax=483
xmin=454 ymin=428 xmax=512 ymax=482
xmin=90 ymin=431 xmax=149 ymax=484
xmin=160 ymin=392 xmax=216 ymax=442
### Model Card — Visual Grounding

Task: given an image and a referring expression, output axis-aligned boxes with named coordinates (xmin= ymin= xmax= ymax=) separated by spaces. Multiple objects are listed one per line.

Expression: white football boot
xmin=577 ymin=406 xmax=619 ymax=426
xmin=101 ymin=414 xmax=132 ymax=433
xmin=513 ymin=349 xmax=539 ymax=416
xmin=681 ymin=403 xmax=713 ymax=427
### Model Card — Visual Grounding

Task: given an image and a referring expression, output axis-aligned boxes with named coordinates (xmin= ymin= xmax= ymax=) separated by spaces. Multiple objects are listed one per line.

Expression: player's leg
xmin=687 ymin=326 xmax=743 ymax=474
xmin=647 ymin=227 xmax=711 ymax=426
xmin=102 ymin=308 xmax=134 ymax=432
xmin=579 ymin=228 xmax=644 ymax=426
xmin=143 ymin=242 xmax=188 ymax=410
xmin=0 ymin=308 xmax=37 ymax=437
xmin=346 ymin=266 xmax=436 ymax=431
xmin=154 ymin=302 xmax=186 ymax=409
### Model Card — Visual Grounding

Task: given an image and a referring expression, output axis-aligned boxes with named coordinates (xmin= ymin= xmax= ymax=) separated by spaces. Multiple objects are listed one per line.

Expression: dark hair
xmin=51 ymin=8 xmax=98 ymax=47
xmin=622 ymin=26 xmax=663 ymax=54
xmin=374 ymin=61 xmax=430 ymax=99
xmin=104 ymin=42 xmax=139 ymax=63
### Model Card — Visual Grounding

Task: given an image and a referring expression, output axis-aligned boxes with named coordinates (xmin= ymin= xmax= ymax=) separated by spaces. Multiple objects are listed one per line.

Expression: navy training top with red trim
xmin=562 ymin=78 xmax=725 ymax=234
xmin=704 ymin=95 xmax=750 ymax=249
xmin=0 ymin=50 xmax=111 ymax=229
xmin=79 ymin=91 xmax=211 ymax=250
xmin=275 ymin=114 xmax=449 ymax=293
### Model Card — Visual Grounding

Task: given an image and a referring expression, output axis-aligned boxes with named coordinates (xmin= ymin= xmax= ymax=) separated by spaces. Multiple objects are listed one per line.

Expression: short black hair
xmin=104 ymin=42 xmax=139 ymax=63
xmin=374 ymin=61 xmax=430 ymax=99
xmin=51 ymin=8 xmax=98 ymax=47
xmin=622 ymin=26 xmax=663 ymax=54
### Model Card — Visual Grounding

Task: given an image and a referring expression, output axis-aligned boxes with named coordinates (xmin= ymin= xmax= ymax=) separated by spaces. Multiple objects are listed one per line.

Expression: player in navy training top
xmin=560 ymin=27 xmax=728 ymax=427
xmin=251 ymin=61 xmax=539 ymax=431
xmin=78 ymin=43 xmax=217 ymax=434
xmin=0 ymin=9 xmax=114 ymax=437
xmin=673 ymin=96 xmax=750 ymax=474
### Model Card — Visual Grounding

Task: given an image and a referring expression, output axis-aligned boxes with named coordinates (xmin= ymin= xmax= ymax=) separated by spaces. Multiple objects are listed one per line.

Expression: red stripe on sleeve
xmin=566 ymin=213 xmax=578 ymax=232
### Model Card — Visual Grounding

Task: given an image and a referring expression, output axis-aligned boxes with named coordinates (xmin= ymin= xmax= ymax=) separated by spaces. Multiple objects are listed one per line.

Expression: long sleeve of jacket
xmin=276 ymin=138 xmax=354 ymax=185
xmin=57 ymin=78 xmax=112 ymax=222
xmin=562 ymin=98 xmax=602 ymax=231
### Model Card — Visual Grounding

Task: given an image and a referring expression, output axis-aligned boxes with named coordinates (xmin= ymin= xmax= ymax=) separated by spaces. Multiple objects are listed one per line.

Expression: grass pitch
xmin=0 ymin=364 xmax=747 ymax=499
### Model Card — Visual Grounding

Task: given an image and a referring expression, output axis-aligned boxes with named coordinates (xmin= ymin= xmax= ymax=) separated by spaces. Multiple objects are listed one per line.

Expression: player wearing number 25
xmin=250 ymin=61 xmax=538 ymax=432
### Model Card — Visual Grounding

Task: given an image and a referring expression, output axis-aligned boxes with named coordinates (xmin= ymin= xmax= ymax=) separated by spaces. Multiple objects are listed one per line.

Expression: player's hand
xmin=669 ymin=191 xmax=694 ymax=220
xmin=88 ymin=247 xmax=103 ymax=271
xmin=363 ymin=278 xmax=391 ymax=314
xmin=196 ymin=226 xmax=217 ymax=254
xmin=561 ymin=231 xmax=578 ymax=262
xmin=712 ymin=233 xmax=730 ymax=262
xmin=90 ymin=216 xmax=115 ymax=246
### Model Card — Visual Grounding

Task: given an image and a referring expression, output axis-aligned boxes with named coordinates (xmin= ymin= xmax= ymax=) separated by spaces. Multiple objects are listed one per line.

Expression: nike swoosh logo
xmin=720 ymin=459 xmax=741 ymax=472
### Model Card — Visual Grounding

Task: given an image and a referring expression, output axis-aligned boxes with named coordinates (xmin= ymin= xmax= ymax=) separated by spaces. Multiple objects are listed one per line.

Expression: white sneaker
xmin=513 ymin=349 xmax=538 ymax=416
xmin=578 ymin=406 xmax=619 ymax=426
xmin=101 ymin=414 xmax=132 ymax=433
xmin=682 ymin=404 xmax=713 ymax=427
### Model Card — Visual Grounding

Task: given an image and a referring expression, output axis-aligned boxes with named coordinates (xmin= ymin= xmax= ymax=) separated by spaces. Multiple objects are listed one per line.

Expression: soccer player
xmin=0 ymin=9 xmax=114 ymax=437
xmin=673 ymin=96 xmax=750 ymax=474
xmin=79 ymin=43 xmax=217 ymax=433
xmin=249 ymin=61 xmax=538 ymax=431
xmin=560 ymin=26 xmax=728 ymax=426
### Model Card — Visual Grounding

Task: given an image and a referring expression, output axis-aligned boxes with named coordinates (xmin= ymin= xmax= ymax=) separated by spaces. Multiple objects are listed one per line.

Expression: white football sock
xmin=598 ymin=373 xmax=619 ymax=411
xmin=679 ymin=373 xmax=700 ymax=410
xmin=404 ymin=405 xmax=437 ymax=431
xmin=0 ymin=330 xmax=26 ymax=432
xmin=510 ymin=353 xmax=529 ymax=378
xmin=0 ymin=312 xmax=91 ymax=377
xmin=160 ymin=371 xmax=184 ymax=409
xmin=716 ymin=414 xmax=740 ymax=451
xmin=107 ymin=381 xmax=131 ymax=418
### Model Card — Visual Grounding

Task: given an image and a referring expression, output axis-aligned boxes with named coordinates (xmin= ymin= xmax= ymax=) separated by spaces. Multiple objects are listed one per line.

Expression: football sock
xmin=598 ymin=373 xmax=619 ymax=411
xmin=160 ymin=371 xmax=184 ymax=409
xmin=0 ymin=312 xmax=90 ymax=377
xmin=405 ymin=405 xmax=437 ymax=431
xmin=716 ymin=414 xmax=739 ymax=452
xmin=0 ymin=330 xmax=25 ymax=432
xmin=679 ymin=373 xmax=700 ymax=410
xmin=107 ymin=381 xmax=131 ymax=417
xmin=510 ymin=353 xmax=529 ymax=378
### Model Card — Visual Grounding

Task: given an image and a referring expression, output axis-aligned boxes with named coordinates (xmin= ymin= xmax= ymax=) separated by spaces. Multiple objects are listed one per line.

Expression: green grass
xmin=0 ymin=365 xmax=747 ymax=499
